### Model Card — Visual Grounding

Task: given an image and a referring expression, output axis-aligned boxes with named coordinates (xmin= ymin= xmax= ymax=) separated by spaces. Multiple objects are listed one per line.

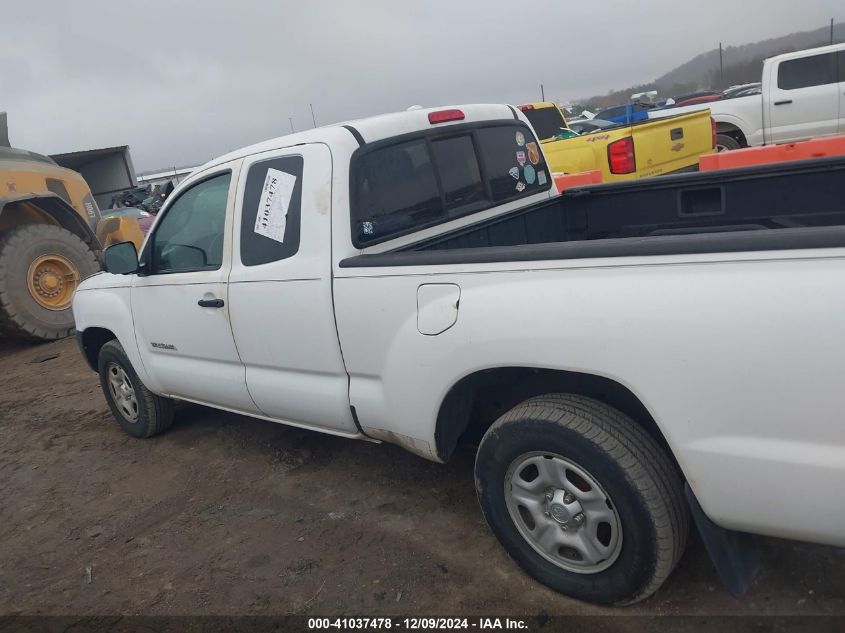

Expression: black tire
xmin=0 ymin=224 xmax=100 ymax=341
xmin=97 ymin=340 xmax=175 ymax=438
xmin=475 ymin=394 xmax=688 ymax=605
xmin=715 ymin=134 xmax=741 ymax=152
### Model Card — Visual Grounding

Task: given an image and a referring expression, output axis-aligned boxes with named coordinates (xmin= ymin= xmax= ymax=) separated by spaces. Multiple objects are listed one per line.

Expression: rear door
xmin=767 ymin=50 xmax=839 ymax=143
xmin=227 ymin=144 xmax=359 ymax=435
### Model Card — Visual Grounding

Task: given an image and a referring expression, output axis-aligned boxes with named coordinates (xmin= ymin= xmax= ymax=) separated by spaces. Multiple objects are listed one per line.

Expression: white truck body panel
xmin=333 ymin=250 xmax=845 ymax=545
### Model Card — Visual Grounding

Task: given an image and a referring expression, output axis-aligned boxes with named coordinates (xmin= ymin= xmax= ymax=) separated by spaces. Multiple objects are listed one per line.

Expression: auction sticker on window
xmin=254 ymin=168 xmax=297 ymax=243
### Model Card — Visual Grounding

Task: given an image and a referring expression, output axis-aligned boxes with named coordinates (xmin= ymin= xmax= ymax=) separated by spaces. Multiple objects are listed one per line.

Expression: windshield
xmin=522 ymin=107 xmax=566 ymax=141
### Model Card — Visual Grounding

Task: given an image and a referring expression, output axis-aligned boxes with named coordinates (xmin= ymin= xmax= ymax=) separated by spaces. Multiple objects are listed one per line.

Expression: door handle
xmin=197 ymin=298 xmax=224 ymax=308
xmin=773 ymin=99 xmax=792 ymax=106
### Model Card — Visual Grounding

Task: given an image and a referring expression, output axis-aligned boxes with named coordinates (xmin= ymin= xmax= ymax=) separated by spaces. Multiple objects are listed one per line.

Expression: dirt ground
xmin=1 ymin=338 xmax=843 ymax=619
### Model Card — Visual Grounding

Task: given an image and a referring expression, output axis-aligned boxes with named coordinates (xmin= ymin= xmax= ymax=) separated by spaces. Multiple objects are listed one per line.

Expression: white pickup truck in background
xmin=649 ymin=43 xmax=845 ymax=150
xmin=73 ymin=104 xmax=845 ymax=606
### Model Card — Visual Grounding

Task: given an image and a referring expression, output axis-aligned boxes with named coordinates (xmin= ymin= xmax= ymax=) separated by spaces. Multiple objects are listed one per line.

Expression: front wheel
xmin=97 ymin=340 xmax=175 ymax=438
xmin=715 ymin=134 xmax=741 ymax=152
xmin=475 ymin=394 xmax=688 ymax=605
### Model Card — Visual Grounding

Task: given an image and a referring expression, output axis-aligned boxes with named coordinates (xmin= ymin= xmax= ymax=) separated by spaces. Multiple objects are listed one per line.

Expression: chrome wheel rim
xmin=504 ymin=452 xmax=623 ymax=574
xmin=106 ymin=362 xmax=139 ymax=422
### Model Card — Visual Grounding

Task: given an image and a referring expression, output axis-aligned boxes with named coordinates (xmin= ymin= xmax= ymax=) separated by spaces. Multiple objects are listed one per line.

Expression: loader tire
xmin=0 ymin=224 xmax=100 ymax=341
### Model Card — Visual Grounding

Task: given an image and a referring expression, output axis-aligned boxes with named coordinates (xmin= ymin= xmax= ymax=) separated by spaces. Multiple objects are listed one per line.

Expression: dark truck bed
xmin=340 ymin=155 xmax=845 ymax=267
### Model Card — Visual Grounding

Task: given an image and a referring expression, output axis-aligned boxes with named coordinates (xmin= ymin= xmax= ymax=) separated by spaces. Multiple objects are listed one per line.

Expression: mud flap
xmin=685 ymin=483 xmax=760 ymax=597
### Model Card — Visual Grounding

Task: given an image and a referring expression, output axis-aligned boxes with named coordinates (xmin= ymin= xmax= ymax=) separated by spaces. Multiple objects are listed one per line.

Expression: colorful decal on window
xmin=516 ymin=151 xmax=526 ymax=166
xmin=526 ymin=142 xmax=540 ymax=165
xmin=515 ymin=181 xmax=526 ymax=193
xmin=508 ymin=166 xmax=520 ymax=180
xmin=515 ymin=130 xmax=525 ymax=147
xmin=537 ymin=170 xmax=547 ymax=186
xmin=523 ymin=164 xmax=536 ymax=185
xmin=254 ymin=168 xmax=296 ymax=244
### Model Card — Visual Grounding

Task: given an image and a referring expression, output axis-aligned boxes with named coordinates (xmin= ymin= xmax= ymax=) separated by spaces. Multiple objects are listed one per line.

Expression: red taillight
xmin=607 ymin=137 xmax=636 ymax=174
xmin=517 ymin=104 xmax=535 ymax=111
xmin=711 ymin=117 xmax=717 ymax=149
xmin=428 ymin=109 xmax=465 ymax=124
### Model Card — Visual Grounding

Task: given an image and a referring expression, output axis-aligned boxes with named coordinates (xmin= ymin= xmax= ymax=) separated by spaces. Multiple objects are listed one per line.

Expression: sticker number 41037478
xmin=254 ymin=168 xmax=296 ymax=244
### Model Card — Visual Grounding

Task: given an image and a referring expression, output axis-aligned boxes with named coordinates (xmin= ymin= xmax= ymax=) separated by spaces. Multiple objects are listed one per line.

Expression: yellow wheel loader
xmin=0 ymin=119 xmax=144 ymax=341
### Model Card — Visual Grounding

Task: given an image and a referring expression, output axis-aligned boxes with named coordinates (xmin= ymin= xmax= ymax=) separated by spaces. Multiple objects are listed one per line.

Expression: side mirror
xmin=103 ymin=241 xmax=139 ymax=275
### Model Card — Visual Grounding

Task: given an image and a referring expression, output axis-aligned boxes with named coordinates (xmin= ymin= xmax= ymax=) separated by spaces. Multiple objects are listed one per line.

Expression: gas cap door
xmin=417 ymin=283 xmax=460 ymax=336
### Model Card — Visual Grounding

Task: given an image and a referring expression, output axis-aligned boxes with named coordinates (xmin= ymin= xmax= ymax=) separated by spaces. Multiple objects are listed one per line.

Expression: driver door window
xmin=148 ymin=172 xmax=231 ymax=273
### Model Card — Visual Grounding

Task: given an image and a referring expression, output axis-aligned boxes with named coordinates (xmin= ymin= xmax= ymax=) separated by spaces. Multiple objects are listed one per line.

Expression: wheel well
xmin=435 ymin=367 xmax=673 ymax=463
xmin=715 ymin=123 xmax=747 ymax=147
xmin=0 ymin=196 xmax=100 ymax=249
xmin=79 ymin=327 xmax=116 ymax=371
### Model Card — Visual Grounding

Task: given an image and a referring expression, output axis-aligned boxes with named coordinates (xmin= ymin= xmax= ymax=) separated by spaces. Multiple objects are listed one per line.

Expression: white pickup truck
xmin=72 ymin=104 xmax=845 ymax=606
xmin=649 ymin=43 xmax=845 ymax=150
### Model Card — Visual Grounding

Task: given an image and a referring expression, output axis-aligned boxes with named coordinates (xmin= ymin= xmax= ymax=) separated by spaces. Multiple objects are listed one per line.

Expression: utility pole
xmin=540 ymin=84 xmax=545 ymax=101
xmin=718 ymin=42 xmax=724 ymax=89
xmin=289 ymin=117 xmax=295 ymax=133
xmin=831 ymin=18 xmax=835 ymax=44
xmin=310 ymin=103 xmax=317 ymax=128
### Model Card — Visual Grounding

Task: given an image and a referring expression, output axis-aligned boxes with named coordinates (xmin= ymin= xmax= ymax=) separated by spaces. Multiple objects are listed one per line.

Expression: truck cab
xmin=649 ymin=43 xmax=845 ymax=149
xmin=762 ymin=44 xmax=844 ymax=143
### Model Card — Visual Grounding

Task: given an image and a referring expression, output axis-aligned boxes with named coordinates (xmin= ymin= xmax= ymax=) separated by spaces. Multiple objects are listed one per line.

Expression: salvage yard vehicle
xmin=593 ymin=102 xmax=653 ymax=124
xmin=0 ymin=143 xmax=102 ymax=340
xmin=518 ymin=101 xmax=714 ymax=181
xmin=73 ymin=104 xmax=845 ymax=605
xmin=94 ymin=209 xmax=148 ymax=253
xmin=649 ymin=43 xmax=845 ymax=150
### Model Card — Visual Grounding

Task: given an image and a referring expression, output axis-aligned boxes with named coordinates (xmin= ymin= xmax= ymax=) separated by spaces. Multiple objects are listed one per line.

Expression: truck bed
xmin=340 ymin=155 xmax=845 ymax=267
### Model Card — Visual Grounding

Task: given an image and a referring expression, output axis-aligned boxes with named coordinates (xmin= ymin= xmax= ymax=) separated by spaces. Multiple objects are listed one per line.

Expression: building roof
xmin=49 ymin=145 xmax=130 ymax=170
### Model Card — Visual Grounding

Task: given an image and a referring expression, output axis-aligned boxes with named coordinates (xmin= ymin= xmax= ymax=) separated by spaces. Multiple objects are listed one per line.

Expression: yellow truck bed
xmin=519 ymin=102 xmax=715 ymax=183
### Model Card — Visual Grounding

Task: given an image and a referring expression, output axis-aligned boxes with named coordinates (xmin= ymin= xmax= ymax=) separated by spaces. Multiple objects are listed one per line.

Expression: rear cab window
xmin=350 ymin=122 xmax=551 ymax=247
xmin=520 ymin=107 xmax=567 ymax=141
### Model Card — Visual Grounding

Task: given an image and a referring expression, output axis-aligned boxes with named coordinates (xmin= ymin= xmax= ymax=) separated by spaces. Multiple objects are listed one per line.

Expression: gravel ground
xmin=1 ymin=338 xmax=843 ymax=619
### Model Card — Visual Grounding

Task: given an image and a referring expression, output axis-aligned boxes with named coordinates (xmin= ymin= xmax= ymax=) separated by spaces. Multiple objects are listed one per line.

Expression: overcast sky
xmin=2 ymin=0 xmax=841 ymax=171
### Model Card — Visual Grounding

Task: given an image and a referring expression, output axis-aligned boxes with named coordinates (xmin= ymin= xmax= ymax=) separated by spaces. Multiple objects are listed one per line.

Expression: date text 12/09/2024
xmin=307 ymin=618 xmax=529 ymax=630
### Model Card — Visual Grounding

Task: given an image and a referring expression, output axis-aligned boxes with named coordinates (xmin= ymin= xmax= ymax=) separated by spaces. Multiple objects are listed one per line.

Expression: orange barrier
xmin=553 ymin=170 xmax=603 ymax=192
xmin=700 ymin=134 xmax=845 ymax=171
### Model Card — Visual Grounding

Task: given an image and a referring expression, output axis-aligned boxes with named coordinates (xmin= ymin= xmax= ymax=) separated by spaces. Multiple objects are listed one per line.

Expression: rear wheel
xmin=0 ymin=224 xmax=100 ymax=340
xmin=97 ymin=340 xmax=175 ymax=438
xmin=475 ymin=394 xmax=689 ymax=605
xmin=715 ymin=134 xmax=741 ymax=152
